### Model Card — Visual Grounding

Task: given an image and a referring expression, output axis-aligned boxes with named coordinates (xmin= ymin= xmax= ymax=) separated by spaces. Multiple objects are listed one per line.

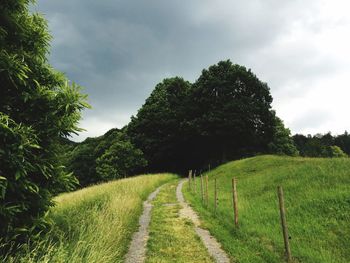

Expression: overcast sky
xmin=33 ymin=0 xmax=350 ymax=141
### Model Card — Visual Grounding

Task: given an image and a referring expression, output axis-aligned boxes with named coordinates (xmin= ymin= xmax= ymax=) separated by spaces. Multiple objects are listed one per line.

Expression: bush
xmin=329 ymin=145 xmax=348 ymax=158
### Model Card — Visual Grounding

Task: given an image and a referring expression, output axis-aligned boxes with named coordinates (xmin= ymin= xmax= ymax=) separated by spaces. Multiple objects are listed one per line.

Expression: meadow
xmin=3 ymin=155 xmax=349 ymax=263
xmin=3 ymin=174 xmax=176 ymax=263
xmin=184 ymin=155 xmax=350 ymax=263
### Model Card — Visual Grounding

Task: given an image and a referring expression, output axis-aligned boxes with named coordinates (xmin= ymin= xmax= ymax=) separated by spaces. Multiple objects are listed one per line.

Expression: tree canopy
xmin=187 ymin=60 xmax=275 ymax=165
xmin=67 ymin=128 xmax=147 ymax=186
xmin=127 ymin=61 xmax=286 ymax=173
xmin=268 ymin=114 xmax=299 ymax=156
xmin=127 ymin=77 xmax=191 ymax=172
xmin=293 ymin=132 xmax=349 ymax=158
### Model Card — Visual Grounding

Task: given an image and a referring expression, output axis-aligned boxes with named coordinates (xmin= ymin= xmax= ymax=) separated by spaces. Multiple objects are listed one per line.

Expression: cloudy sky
xmin=33 ymin=0 xmax=350 ymax=141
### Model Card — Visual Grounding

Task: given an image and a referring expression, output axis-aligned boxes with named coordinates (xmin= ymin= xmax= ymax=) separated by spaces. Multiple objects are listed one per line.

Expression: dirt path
xmin=124 ymin=185 xmax=162 ymax=263
xmin=176 ymin=179 xmax=231 ymax=263
xmin=146 ymin=182 xmax=214 ymax=262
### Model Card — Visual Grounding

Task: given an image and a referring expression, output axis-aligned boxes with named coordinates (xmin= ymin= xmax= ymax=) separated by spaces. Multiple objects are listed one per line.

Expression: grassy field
xmin=4 ymin=173 xmax=177 ymax=263
xmin=183 ymin=155 xmax=350 ymax=263
xmin=146 ymin=181 xmax=213 ymax=262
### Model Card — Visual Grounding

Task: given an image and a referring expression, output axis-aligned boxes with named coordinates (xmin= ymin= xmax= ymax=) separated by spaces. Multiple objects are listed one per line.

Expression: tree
xmin=188 ymin=60 xmax=275 ymax=166
xmin=0 ymin=0 xmax=88 ymax=247
xmin=334 ymin=131 xmax=350 ymax=155
xmin=304 ymin=137 xmax=329 ymax=157
xmin=320 ymin=132 xmax=334 ymax=146
xmin=96 ymin=139 xmax=147 ymax=180
xmin=67 ymin=137 xmax=100 ymax=186
xmin=292 ymin=134 xmax=309 ymax=156
xmin=67 ymin=129 xmax=147 ymax=185
xmin=127 ymin=61 xmax=280 ymax=173
xmin=293 ymin=132 xmax=350 ymax=158
xmin=268 ymin=114 xmax=299 ymax=156
xmin=127 ymin=77 xmax=191 ymax=172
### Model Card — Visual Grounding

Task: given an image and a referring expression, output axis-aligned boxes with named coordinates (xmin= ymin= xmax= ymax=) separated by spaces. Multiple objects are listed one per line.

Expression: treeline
xmin=61 ymin=128 xmax=147 ymax=186
xmin=293 ymin=132 xmax=349 ymax=157
xmin=67 ymin=61 xmax=298 ymax=187
xmin=67 ymin=62 xmax=350 ymax=187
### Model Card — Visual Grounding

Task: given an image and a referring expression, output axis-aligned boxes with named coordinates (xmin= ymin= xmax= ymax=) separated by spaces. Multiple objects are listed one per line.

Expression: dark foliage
xmin=66 ymin=129 xmax=147 ymax=187
xmin=127 ymin=77 xmax=191 ymax=173
xmin=0 ymin=0 xmax=88 ymax=248
xmin=268 ymin=114 xmax=299 ymax=156
xmin=186 ymin=61 xmax=276 ymax=167
xmin=293 ymin=132 xmax=348 ymax=157
xmin=127 ymin=61 xmax=293 ymax=174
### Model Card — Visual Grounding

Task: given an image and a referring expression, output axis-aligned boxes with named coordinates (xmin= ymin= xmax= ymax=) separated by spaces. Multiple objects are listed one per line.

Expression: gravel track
xmin=176 ymin=179 xmax=231 ymax=263
xmin=124 ymin=186 xmax=162 ymax=263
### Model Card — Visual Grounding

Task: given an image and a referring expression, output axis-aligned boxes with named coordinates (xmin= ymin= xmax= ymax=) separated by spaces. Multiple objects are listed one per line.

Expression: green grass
xmin=146 ymin=181 xmax=214 ymax=263
xmin=183 ymin=155 xmax=350 ymax=263
xmin=4 ymin=173 xmax=177 ymax=263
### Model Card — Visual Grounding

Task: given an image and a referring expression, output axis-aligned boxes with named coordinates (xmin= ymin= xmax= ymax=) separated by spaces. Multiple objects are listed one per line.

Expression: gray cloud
xmin=33 ymin=0 xmax=350 ymax=140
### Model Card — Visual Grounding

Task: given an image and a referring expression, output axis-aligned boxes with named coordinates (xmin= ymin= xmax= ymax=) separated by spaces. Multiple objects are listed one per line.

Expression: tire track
xmin=124 ymin=185 xmax=162 ymax=263
xmin=176 ymin=179 xmax=231 ymax=263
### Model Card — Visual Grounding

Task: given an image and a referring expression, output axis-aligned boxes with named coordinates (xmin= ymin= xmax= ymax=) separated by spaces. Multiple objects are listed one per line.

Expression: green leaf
xmin=15 ymin=170 xmax=22 ymax=180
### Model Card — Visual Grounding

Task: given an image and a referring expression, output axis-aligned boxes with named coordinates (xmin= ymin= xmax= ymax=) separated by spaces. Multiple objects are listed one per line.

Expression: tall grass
xmin=3 ymin=173 xmax=177 ymax=263
xmin=184 ymin=155 xmax=350 ymax=263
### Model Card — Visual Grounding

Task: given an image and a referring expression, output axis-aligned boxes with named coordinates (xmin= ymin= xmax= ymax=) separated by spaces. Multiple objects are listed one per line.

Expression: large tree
xmin=127 ymin=77 xmax=191 ymax=172
xmin=187 ymin=60 xmax=275 ymax=166
xmin=0 ymin=0 xmax=88 ymax=246
xmin=127 ymin=61 xmax=280 ymax=173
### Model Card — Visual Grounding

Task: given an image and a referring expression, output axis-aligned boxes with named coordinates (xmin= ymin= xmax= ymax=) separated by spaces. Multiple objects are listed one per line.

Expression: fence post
xmin=205 ymin=175 xmax=209 ymax=207
xmin=214 ymin=178 xmax=218 ymax=214
xmin=188 ymin=170 xmax=192 ymax=191
xmin=232 ymin=177 xmax=238 ymax=227
xmin=193 ymin=170 xmax=196 ymax=193
xmin=200 ymin=174 xmax=204 ymax=202
xmin=277 ymin=186 xmax=292 ymax=262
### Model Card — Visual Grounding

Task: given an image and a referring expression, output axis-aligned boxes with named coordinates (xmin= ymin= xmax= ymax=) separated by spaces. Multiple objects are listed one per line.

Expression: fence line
xmin=187 ymin=170 xmax=293 ymax=262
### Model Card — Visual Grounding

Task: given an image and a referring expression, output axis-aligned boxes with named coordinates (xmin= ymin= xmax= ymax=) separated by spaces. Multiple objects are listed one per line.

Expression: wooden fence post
xmin=188 ymin=170 xmax=192 ymax=191
xmin=277 ymin=186 xmax=292 ymax=262
xmin=232 ymin=177 xmax=238 ymax=227
xmin=214 ymin=178 xmax=218 ymax=214
xmin=193 ymin=170 xmax=196 ymax=193
xmin=200 ymin=174 xmax=204 ymax=202
xmin=205 ymin=175 xmax=209 ymax=207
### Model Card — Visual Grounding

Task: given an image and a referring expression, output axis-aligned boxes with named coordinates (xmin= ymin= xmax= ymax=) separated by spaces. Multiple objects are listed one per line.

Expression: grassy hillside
xmin=184 ymin=155 xmax=350 ymax=263
xmin=4 ymin=174 xmax=177 ymax=263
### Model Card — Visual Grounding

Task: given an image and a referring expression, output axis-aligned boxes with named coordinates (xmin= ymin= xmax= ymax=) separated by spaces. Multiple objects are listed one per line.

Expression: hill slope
xmin=184 ymin=155 xmax=350 ymax=263
xmin=4 ymin=174 xmax=177 ymax=263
